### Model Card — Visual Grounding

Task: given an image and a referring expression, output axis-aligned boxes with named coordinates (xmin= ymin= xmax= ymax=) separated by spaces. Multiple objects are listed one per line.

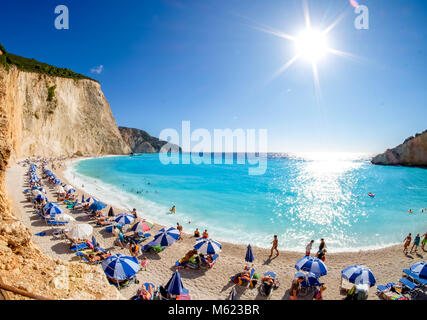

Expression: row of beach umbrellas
xmin=101 ymin=253 xmax=187 ymax=295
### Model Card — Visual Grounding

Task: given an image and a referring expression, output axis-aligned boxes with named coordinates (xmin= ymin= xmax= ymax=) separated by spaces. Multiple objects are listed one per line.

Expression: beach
xmin=5 ymin=158 xmax=426 ymax=300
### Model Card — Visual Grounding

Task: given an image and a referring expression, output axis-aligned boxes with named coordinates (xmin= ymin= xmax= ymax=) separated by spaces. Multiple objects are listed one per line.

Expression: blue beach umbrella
xmin=89 ymin=201 xmax=107 ymax=211
xmin=81 ymin=194 xmax=85 ymax=203
xmin=102 ymin=254 xmax=140 ymax=281
xmin=152 ymin=227 xmax=180 ymax=247
xmin=114 ymin=214 xmax=135 ymax=225
xmin=43 ymin=202 xmax=59 ymax=210
xmin=194 ymin=238 xmax=222 ymax=255
xmin=85 ymin=197 xmax=97 ymax=204
xmin=295 ymin=256 xmax=328 ymax=277
xmin=410 ymin=261 xmax=427 ymax=279
xmin=67 ymin=188 xmax=76 ymax=194
xmin=342 ymin=265 xmax=376 ymax=287
xmin=35 ymin=194 xmax=47 ymax=201
xmin=45 ymin=205 xmax=63 ymax=216
xmin=245 ymin=244 xmax=254 ymax=263
xmin=165 ymin=271 xmax=185 ymax=295
xmin=54 ymin=179 xmax=61 ymax=185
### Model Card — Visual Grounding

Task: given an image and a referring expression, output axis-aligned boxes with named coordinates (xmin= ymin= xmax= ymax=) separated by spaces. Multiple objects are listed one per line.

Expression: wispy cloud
xmin=90 ymin=65 xmax=104 ymax=74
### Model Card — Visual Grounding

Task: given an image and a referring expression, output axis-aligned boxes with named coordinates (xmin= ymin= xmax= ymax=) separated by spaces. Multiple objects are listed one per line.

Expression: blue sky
xmin=1 ymin=0 xmax=426 ymax=154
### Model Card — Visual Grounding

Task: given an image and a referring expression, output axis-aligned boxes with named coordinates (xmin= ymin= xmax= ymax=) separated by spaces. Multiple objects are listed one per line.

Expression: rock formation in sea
xmin=0 ymin=44 xmax=126 ymax=299
xmin=119 ymin=126 xmax=181 ymax=153
xmin=371 ymin=130 xmax=427 ymax=167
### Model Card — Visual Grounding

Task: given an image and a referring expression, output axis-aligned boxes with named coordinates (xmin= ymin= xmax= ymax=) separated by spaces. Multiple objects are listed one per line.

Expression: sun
xmin=295 ymin=28 xmax=328 ymax=62
xmin=251 ymin=0 xmax=355 ymax=102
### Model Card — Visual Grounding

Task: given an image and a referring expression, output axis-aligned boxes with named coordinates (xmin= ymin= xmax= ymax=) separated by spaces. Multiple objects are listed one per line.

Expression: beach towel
xmin=35 ymin=232 xmax=46 ymax=236
xmin=380 ymin=288 xmax=408 ymax=300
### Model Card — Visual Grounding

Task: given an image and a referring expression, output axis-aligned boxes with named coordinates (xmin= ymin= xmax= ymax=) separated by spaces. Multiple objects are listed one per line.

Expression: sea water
xmin=64 ymin=153 xmax=427 ymax=252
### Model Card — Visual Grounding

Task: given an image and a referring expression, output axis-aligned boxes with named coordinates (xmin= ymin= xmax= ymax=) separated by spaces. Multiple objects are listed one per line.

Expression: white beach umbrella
xmin=32 ymin=189 xmax=42 ymax=196
xmin=69 ymin=224 xmax=93 ymax=239
xmin=56 ymin=185 xmax=65 ymax=194
xmin=63 ymin=185 xmax=74 ymax=192
xmin=55 ymin=213 xmax=76 ymax=222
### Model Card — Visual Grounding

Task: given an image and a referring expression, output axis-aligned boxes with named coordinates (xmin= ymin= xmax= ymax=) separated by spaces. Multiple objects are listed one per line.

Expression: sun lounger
xmin=399 ymin=277 xmax=420 ymax=298
xmin=133 ymin=283 xmax=156 ymax=300
xmin=141 ymin=242 xmax=165 ymax=253
xmin=70 ymin=242 xmax=90 ymax=252
xmin=77 ymin=252 xmax=111 ymax=264
xmin=231 ymin=267 xmax=256 ymax=288
xmin=47 ymin=220 xmax=68 ymax=226
xmin=129 ymin=233 xmax=151 ymax=244
xmin=200 ymin=254 xmax=219 ymax=268
xmin=399 ymin=277 xmax=418 ymax=291
xmin=175 ymin=259 xmax=199 ymax=270
xmin=97 ymin=220 xmax=113 ymax=226
xmin=377 ymin=284 xmax=408 ymax=300
xmin=402 ymin=269 xmax=427 ymax=287
xmin=106 ymin=224 xmax=124 ymax=233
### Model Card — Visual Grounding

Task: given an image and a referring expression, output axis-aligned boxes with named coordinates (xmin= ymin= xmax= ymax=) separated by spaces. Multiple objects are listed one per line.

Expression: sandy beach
xmin=5 ymin=158 xmax=426 ymax=300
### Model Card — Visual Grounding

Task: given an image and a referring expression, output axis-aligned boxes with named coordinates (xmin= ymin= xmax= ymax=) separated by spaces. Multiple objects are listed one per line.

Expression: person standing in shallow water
xmin=177 ymin=223 xmax=183 ymax=240
xmin=269 ymin=235 xmax=279 ymax=258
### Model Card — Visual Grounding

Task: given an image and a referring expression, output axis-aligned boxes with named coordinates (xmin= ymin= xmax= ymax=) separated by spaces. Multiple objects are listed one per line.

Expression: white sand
xmin=5 ymin=160 xmax=426 ymax=300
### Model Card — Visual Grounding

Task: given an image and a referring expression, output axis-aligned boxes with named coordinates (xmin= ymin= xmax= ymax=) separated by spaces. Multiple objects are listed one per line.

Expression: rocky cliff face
xmin=119 ymin=126 xmax=181 ymax=153
xmin=372 ymin=130 xmax=427 ymax=167
xmin=1 ymin=65 xmax=131 ymax=159
xmin=0 ymin=65 xmax=125 ymax=299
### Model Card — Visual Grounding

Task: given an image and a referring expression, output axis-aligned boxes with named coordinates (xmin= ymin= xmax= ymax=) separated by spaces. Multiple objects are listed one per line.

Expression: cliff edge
xmin=1 ymin=66 xmax=131 ymax=159
xmin=0 ymin=47 xmax=127 ymax=299
xmin=119 ymin=126 xmax=181 ymax=153
xmin=371 ymin=130 xmax=427 ymax=167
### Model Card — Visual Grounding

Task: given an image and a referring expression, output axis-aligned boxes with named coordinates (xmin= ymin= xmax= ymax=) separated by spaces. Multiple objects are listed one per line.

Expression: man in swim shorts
xmin=269 ymin=235 xmax=279 ymax=258
xmin=422 ymin=232 xmax=426 ymax=250
xmin=410 ymin=233 xmax=421 ymax=254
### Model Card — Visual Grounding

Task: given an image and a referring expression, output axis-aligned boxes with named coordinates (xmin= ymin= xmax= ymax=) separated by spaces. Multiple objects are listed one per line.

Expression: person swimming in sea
xmin=408 ymin=209 xmax=413 ymax=213
xmin=169 ymin=205 xmax=176 ymax=214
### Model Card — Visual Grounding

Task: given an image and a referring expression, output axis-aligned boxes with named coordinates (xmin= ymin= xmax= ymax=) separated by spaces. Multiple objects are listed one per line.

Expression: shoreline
xmin=6 ymin=156 xmax=426 ymax=300
xmin=64 ymin=155 xmax=405 ymax=253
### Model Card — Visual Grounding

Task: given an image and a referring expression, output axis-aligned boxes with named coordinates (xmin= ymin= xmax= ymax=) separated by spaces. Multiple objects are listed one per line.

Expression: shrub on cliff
xmin=0 ymin=42 xmax=96 ymax=82
xmin=47 ymin=85 xmax=56 ymax=102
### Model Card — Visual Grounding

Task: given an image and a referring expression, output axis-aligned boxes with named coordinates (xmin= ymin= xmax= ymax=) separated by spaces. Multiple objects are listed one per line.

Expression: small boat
xmin=368 ymin=193 xmax=375 ymax=198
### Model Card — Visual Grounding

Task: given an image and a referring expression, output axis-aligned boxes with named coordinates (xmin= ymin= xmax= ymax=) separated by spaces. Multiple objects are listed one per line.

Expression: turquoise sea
xmin=65 ymin=153 xmax=427 ymax=252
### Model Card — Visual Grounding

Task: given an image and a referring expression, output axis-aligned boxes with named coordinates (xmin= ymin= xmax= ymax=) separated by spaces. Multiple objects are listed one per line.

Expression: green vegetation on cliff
xmin=47 ymin=85 xmax=57 ymax=102
xmin=0 ymin=42 xmax=97 ymax=82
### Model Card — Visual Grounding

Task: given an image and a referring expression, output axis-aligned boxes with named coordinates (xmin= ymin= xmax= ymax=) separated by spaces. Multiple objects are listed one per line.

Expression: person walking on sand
xmin=269 ymin=235 xmax=279 ymax=258
xmin=177 ymin=223 xmax=183 ymax=240
xmin=305 ymin=240 xmax=314 ymax=256
xmin=410 ymin=233 xmax=421 ymax=254
xmin=422 ymin=232 xmax=427 ymax=250
xmin=316 ymin=238 xmax=326 ymax=257
xmin=403 ymin=233 xmax=412 ymax=254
